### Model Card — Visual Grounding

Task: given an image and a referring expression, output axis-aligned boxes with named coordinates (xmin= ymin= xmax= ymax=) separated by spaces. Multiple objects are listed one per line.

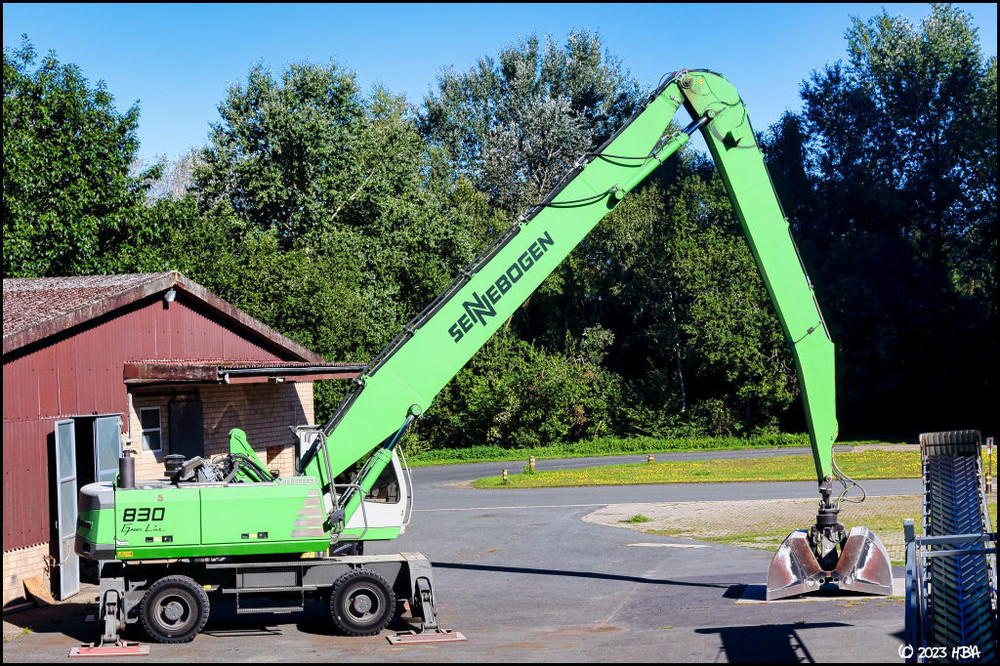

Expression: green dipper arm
xmin=676 ymin=71 xmax=838 ymax=482
xmin=317 ymin=70 xmax=837 ymax=504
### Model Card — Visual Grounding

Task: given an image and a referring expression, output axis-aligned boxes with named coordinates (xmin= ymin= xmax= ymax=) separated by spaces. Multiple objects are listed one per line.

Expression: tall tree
xmin=421 ymin=30 xmax=642 ymax=216
xmin=191 ymin=62 xmax=492 ymax=313
xmin=3 ymin=37 xmax=158 ymax=277
xmin=799 ymin=4 xmax=995 ymax=258
xmin=183 ymin=61 xmax=496 ymax=428
xmin=765 ymin=3 xmax=997 ymax=433
xmin=193 ymin=61 xmax=367 ymax=247
xmin=420 ymin=30 xmax=798 ymax=438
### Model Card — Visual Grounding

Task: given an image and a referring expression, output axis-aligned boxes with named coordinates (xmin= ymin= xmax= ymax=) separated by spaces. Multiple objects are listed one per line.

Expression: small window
xmin=140 ymin=407 xmax=161 ymax=452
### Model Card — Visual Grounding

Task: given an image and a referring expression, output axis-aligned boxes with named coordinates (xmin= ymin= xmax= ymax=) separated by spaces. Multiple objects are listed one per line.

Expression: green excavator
xmin=76 ymin=69 xmax=894 ymax=646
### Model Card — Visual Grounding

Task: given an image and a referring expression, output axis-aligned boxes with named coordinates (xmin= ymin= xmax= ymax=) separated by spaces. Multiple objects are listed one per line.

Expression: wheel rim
xmin=329 ymin=569 xmax=395 ymax=636
xmin=152 ymin=590 xmax=195 ymax=632
xmin=343 ymin=584 xmax=383 ymax=626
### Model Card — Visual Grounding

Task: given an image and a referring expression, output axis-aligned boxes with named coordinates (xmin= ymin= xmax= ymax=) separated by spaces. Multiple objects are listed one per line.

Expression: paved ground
xmin=3 ymin=449 xmax=926 ymax=663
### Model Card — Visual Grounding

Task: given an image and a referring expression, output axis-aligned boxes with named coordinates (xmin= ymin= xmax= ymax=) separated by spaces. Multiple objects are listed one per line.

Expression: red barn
xmin=2 ymin=271 xmax=361 ymax=605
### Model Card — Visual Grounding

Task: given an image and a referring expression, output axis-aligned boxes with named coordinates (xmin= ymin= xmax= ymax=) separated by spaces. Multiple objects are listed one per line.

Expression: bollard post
xmin=528 ymin=456 xmax=536 ymax=472
xmin=987 ymin=437 xmax=994 ymax=493
xmin=647 ymin=454 xmax=654 ymax=463
xmin=502 ymin=469 xmax=508 ymax=484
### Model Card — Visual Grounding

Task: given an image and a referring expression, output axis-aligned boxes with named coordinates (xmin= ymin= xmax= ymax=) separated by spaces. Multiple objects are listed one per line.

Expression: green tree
xmin=185 ymin=60 xmax=496 ymax=422
xmin=797 ymin=4 xmax=995 ymax=263
xmin=577 ymin=178 xmax=797 ymax=437
xmin=193 ymin=61 xmax=367 ymax=247
xmin=192 ymin=61 xmax=492 ymax=313
xmin=765 ymin=3 xmax=997 ymax=433
xmin=421 ymin=30 xmax=642 ymax=216
xmin=3 ymin=37 xmax=158 ymax=277
xmin=420 ymin=30 xmax=799 ymax=440
xmin=417 ymin=30 xmax=666 ymax=444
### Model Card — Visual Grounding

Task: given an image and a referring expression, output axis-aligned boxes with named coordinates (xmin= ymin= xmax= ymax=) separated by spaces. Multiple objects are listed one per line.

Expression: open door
xmin=94 ymin=415 xmax=121 ymax=483
xmin=54 ymin=419 xmax=80 ymax=600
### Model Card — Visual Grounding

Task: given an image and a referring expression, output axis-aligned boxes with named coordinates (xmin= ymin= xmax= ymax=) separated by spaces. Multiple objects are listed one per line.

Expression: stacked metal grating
xmin=917 ymin=430 xmax=997 ymax=663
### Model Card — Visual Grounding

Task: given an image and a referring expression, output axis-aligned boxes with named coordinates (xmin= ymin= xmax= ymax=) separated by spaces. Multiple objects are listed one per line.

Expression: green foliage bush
xmin=414 ymin=326 xmax=620 ymax=449
xmin=404 ymin=431 xmax=813 ymax=465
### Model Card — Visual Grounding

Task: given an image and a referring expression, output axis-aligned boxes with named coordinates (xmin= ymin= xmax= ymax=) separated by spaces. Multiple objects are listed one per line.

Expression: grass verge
xmin=471 ymin=449 xmax=970 ymax=488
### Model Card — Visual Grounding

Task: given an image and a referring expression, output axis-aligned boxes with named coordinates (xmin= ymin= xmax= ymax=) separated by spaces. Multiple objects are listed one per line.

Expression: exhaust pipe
xmin=118 ymin=450 xmax=135 ymax=490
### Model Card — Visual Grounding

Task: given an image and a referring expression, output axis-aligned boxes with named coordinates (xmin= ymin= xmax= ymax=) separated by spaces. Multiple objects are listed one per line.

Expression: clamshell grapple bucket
xmin=767 ymin=525 xmax=893 ymax=600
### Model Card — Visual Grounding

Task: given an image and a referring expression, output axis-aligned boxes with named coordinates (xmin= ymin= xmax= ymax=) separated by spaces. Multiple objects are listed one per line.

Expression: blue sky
xmin=3 ymin=3 xmax=997 ymax=163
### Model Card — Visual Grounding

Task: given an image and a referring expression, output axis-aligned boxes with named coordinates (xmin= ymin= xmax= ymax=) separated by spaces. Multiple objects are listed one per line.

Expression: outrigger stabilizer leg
xmin=69 ymin=583 xmax=150 ymax=657
xmin=388 ymin=573 xmax=467 ymax=645
xmin=766 ymin=481 xmax=893 ymax=600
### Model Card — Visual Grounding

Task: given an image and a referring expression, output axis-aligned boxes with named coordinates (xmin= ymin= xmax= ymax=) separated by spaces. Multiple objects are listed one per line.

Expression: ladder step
xmin=225 ymin=585 xmax=317 ymax=594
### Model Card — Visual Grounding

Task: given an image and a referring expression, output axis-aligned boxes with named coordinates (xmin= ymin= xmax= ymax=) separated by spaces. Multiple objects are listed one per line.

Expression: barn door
xmin=53 ymin=419 xmax=80 ymax=600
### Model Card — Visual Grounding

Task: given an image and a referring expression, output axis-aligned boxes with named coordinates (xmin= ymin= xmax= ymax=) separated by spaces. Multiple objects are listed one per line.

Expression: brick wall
xmin=128 ymin=382 xmax=314 ymax=479
xmin=3 ymin=543 xmax=49 ymax=606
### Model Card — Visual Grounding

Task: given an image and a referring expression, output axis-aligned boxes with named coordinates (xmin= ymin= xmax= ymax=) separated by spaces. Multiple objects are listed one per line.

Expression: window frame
xmin=139 ymin=406 xmax=162 ymax=452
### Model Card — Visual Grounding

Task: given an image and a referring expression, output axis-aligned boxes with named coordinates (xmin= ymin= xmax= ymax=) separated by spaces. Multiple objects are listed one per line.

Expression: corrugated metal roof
xmin=3 ymin=272 xmax=172 ymax=337
xmin=2 ymin=272 xmax=324 ymax=362
xmin=127 ymin=360 xmax=364 ymax=369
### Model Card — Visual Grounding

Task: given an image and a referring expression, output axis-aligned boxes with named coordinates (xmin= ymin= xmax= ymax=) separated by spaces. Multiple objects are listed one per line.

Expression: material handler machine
xmin=76 ymin=69 xmax=896 ymax=645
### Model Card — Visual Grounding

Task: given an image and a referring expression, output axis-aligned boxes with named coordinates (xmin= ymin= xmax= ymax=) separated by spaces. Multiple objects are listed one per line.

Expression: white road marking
xmin=413 ymin=503 xmax=608 ymax=511
xmin=627 ymin=542 xmax=709 ymax=549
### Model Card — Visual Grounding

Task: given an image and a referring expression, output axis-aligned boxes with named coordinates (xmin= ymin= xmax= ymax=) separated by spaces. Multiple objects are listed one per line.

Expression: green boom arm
xmin=317 ymin=70 xmax=838 ymax=519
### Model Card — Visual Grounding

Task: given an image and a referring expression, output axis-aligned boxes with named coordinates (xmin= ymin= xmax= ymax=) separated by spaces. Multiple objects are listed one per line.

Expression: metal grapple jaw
xmin=766 ymin=501 xmax=893 ymax=601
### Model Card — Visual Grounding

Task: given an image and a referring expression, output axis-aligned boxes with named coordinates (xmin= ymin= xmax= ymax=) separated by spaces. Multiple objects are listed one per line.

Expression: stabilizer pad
xmin=69 ymin=643 xmax=150 ymax=658
xmin=388 ymin=629 xmax=467 ymax=644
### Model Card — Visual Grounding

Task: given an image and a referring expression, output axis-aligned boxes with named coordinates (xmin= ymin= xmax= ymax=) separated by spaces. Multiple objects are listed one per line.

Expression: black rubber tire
xmin=328 ymin=569 xmax=395 ymax=636
xmin=139 ymin=575 xmax=210 ymax=643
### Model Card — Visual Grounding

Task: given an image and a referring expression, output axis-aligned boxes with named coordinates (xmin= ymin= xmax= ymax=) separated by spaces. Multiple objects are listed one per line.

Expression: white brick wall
xmin=3 ymin=543 xmax=49 ymax=606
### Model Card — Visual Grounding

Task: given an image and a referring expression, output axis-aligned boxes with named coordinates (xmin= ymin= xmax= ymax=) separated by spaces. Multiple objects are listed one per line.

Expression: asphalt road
xmin=3 ymin=451 xmax=921 ymax=663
